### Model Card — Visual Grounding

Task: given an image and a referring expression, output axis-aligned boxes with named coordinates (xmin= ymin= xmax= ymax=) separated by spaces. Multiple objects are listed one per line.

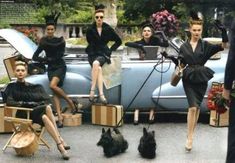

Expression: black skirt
xmin=48 ymin=66 xmax=66 ymax=87
xmin=88 ymin=55 xmax=107 ymax=67
xmin=16 ymin=105 xmax=46 ymax=126
xmin=183 ymin=80 xmax=208 ymax=108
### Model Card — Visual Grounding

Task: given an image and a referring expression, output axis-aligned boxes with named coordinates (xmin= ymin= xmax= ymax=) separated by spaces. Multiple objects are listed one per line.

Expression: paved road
xmin=0 ymin=122 xmax=227 ymax=163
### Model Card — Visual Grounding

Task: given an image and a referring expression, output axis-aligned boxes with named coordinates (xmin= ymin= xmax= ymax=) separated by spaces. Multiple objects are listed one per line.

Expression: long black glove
xmin=125 ymin=42 xmax=146 ymax=54
xmin=161 ymin=51 xmax=178 ymax=65
xmin=214 ymin=19 xmax=228 ymax=42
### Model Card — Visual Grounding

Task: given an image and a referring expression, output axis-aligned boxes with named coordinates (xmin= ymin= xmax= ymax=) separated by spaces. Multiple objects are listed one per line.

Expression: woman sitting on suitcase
xmin=2 ymin=57 xmax=70 ymax=160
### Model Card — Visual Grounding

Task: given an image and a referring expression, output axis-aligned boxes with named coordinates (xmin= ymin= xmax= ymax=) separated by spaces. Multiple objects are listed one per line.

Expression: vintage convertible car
xmin=0 ymin=29 xmax=227 ymax=113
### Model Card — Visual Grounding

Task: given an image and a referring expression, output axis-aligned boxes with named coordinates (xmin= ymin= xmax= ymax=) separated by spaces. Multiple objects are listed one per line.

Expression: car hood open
xmin=0 ymin=28 xmax=37 ymax=59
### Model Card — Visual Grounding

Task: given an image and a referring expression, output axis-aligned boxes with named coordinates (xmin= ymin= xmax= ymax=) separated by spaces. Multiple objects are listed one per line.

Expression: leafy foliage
xmin=0 ymin=76 xmax=10 ymax=84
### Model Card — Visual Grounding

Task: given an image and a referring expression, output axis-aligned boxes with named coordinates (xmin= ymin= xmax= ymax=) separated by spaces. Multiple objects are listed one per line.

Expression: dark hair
xmin=189 ymin=10 xmax=203 ymax=26
xmin=94 ymin=4 xmax=105 ymax=13
xmin=44 ymin=12 xmax=61 ymax=26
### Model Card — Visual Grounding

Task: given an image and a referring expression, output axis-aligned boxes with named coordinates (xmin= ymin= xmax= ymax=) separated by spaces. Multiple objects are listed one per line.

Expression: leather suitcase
xmin=0 ymin=104 xmax=16 ymax=133
xmin=92 ymin=104 xmax=123 ymax=127
xmin=210 ymin=110 xmax=229 ymax=127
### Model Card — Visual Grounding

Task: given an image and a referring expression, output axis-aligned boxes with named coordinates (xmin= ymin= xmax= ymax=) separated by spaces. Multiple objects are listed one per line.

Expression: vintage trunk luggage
xmin=92 ymin=104 xmax=123 ymax=127
xmin=210 ymin=110 xmax=229 ymax=127
xmin=0 ymin=104 xmax=16 ymax=133
xmin=62 ymin=113 xmax=82 ymax=127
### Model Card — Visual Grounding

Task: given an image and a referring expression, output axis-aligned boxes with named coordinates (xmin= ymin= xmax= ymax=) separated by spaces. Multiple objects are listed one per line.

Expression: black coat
xmin=32 ymin=36 xmax=66 ymax=70
xmin=1 ymin=82 xmax=51 ymax=126
xmin=224 ymin=20 xmax=235 ymax=90
xmin=85 ymin=22 xmax=122 ymax=57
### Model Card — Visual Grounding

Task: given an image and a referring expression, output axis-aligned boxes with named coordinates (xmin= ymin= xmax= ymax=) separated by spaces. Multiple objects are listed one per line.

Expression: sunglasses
xmin=95 ymin=16 xmax=104 ymax=19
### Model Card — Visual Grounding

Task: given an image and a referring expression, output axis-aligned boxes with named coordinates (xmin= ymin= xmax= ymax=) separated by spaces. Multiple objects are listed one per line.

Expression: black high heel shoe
xmin=57 ymin=117 xmax=64 ymax=128
xmin=57 ymin=121 xmax=64 ymax=128
xmin=57 ymin=143 xmax=70 ymax=160
xmin=133 ymin=120 xmax=139 ymax=125
xmin=148 ymin=115 xmax=155 ymax=124
xmin=71 ymin=100 xmax=83 ymax=114
xmin=99 ymin=94 xmax=108 ymax=104
xmin=89 ymin=90 xmax=96 ymax=103
xmin=148 ymin=119 xmax=154 ymax=124
xmin=59 ymin=136 xmax=70 ymax=150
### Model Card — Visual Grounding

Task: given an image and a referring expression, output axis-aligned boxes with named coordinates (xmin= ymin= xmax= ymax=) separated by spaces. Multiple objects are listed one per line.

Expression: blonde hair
xmin=14 ymin=60 xmax=28 ymax=71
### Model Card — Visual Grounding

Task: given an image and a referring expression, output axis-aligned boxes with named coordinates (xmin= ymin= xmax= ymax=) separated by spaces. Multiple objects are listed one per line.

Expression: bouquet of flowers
xmin=150 ymin=10 xmax=179 ymax=38
xmin=207 ymin=82 xmax=229 ymax=114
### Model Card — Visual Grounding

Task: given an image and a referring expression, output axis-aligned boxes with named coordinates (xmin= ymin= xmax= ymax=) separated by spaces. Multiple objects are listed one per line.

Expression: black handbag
xmin=28 ymin=62 xmax=46 ymax=75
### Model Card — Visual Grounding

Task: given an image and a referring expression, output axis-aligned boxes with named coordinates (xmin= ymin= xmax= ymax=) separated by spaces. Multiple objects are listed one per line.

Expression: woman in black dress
xmin=125 ymin=24 xmax=169 ymax=125
xmin=33 ymin=12 xmax=81 ymax=128
xmin=85 ymin=4 xmax=122 ymax=104
xmin=2 ymin=59 xmax=70 ymax=160
xmin=178 ymin=12 xmax=228 ymax=151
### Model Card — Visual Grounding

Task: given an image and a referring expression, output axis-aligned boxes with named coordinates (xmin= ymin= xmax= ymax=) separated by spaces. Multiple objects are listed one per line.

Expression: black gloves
xmin=160 ymin=51 xmax=178 ymax=65
xmin=214 ymin=19 xmax=228 ymax=42
xmin=125 ymin=42 xmax=146 ymax=54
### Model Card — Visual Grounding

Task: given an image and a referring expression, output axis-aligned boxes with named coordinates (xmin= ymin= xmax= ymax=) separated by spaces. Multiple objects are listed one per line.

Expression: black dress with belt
xmin=33 ymin=36 xmax=66 ymax=87
xmin=179 ymin=39 xmax=224 ymax=108
xmin=2 ymin=82 xmax=51 ymax=126
xmin=85 ymin=22 xmax=122 ymax=66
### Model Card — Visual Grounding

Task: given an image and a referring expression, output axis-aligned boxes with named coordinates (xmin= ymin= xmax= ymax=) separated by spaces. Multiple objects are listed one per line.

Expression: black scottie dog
xmin=138 ymin=127 xmax=157 ymax=159
xmin=97 ymin=128 xmax=128 ymax=157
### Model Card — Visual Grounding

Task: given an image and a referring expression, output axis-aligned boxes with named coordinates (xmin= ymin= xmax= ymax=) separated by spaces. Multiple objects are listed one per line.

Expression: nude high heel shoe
xmin=57 ymin=143 xmax=70 ymax=160
xmin=185 ymin=137 xmax=193 ymax=152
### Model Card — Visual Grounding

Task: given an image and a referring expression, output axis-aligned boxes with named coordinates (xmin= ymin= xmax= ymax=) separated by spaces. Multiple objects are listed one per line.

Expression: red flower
xmin=207 ymin=82 xmax=229 ymax=114
xmin=151 ymin=10 xmax=179 ymax=37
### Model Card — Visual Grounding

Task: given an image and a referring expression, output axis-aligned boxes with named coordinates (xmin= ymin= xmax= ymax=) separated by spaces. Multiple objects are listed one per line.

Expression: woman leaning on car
xmin=32 ymin=12 xmax=82 ymax=128
xmin=176 ymin=11 xmax=228 ymax=152
xmin=85 ymin=4 xmax=122 ymax=104
xmin=125 ymin=23 xmax=169 ymax=125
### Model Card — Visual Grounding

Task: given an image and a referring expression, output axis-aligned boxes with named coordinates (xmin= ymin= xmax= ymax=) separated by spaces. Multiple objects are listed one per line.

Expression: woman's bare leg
xmin=194 ymin=108 xmax=200 ymax=131
xmin=90 ymin=61 xmax=100 ymax=92
xmin=45 ymin=105 xmax=68 ymax=147
xmin=97 ymin=66 xmax=104 ymax=96
xmin=53 ymin=94 xmax=62 ymax=125
xmin=46 ymin=105 xmax=59 ymax=131
xmin=149 ymin=109 xmax=155 ymax=123
xmin=134 ymin=109 xmax=139 ymax=125
xmin=50 ymin=77 xmax=74 ymax=110
xmin=186 ymin=107 xmax=197 ymax=151
xmin=42 ymin=115 xmax=68 ymax=156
